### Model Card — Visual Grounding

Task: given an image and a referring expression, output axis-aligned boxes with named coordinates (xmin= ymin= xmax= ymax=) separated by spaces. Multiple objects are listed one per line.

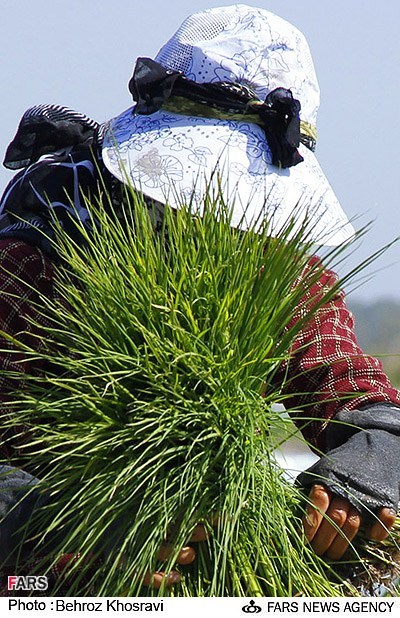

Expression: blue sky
xmin=1 ymin=1 xmax=400 ymax=300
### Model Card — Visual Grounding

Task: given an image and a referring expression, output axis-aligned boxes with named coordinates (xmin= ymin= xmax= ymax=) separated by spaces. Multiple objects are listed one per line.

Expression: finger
xmin=324 ymin=505 xmax=361 ymax=560
xmin=143 ymin=570 xmax=181 ymax=589
xmin=310 ymin=495 xmax=349 ymax=556
xmin=303 ymin=484 xmax=331 ymax=542
xmin=189 ymin=514 xmax=219 ymax=542
xmin=177 ymin=546 xmax=196 ymax=565
xmin=368 ymin=507 xmax=397 ymax=542
xmin=157 ymin=544 xmax=173 ymax=562
xmin=189 ymin=523 xmax=210 ymax=543
xmin=157 ymin=543 xmax=196 ymax=565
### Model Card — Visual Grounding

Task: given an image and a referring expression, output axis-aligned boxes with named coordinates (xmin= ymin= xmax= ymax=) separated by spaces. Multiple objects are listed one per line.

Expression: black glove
xmin=0 ymin=465 xmax=46 ymax=566
xmin=297 ymin=404 xmax=400 ymax=519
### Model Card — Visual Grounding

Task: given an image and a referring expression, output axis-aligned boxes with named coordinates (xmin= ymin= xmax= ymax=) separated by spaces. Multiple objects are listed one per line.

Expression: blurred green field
xmin=349 ymin=299 xmax=400 ymax=387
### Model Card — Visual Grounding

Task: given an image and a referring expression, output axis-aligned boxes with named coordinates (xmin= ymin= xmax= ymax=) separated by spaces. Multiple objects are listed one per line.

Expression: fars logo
xmin=8 ymin=576 xmax=48 ymax=591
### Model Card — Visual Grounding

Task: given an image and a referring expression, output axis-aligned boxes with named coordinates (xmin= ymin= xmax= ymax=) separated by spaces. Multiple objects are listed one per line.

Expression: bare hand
xmin=143 ymin=522 xmax=211 ymax=589
xmin=302 ymin=484 xmax=397 ymax=560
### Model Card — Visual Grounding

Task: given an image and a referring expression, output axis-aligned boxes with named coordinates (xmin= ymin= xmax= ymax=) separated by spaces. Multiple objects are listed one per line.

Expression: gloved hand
xmin=296 ymin=404 xmax=400 ymax=559
xmin=0 ymin=465 xmax=45 ymax=566
xmin=0 ymin=465 xmax=199 ymax=594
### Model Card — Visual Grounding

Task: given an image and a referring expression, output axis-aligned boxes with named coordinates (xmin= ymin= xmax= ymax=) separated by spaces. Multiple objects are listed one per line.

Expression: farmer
xmin=0 ymin=4 xmax=400 ymax=584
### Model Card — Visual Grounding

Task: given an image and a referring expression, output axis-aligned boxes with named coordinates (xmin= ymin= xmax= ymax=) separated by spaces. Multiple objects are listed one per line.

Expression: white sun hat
xmin=102 ymin=4 xmax=354 ymax=246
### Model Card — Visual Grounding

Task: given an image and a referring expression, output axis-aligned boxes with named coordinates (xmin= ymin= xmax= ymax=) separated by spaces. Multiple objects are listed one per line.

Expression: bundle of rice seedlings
xmin=2 ymin=186 xmax=393 ymax=596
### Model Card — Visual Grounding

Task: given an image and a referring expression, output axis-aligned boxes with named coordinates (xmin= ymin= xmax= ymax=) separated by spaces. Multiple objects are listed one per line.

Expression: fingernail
xmin=305 ymin=510 xmax=316 ymax=528
xmin=166 ymin=572 xmax=181 ymax=586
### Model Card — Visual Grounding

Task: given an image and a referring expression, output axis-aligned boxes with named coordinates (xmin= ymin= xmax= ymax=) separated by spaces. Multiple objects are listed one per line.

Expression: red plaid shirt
xmin=0 ymin=240 xmax=60 ymax=461
xmin=273 ymin=256 xmax=400 ymax=450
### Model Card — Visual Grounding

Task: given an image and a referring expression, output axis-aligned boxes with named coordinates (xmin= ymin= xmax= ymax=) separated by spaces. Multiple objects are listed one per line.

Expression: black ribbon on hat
xmin=129 ymin=57 xmax=304 ymax=169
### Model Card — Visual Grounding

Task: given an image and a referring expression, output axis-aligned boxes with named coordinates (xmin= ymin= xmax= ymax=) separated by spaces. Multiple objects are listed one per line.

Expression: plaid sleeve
xmin=275 ymin=256 xmax=400 ymax=451
xmin=0 ymin=239 xmax=58 ymax=461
